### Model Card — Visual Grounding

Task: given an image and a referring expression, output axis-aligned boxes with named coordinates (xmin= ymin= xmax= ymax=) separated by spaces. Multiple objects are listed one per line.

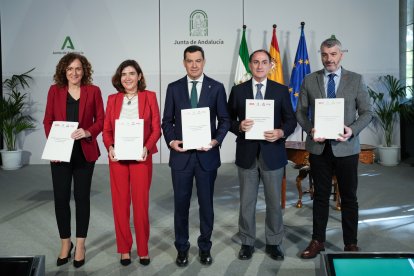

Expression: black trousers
xmin=309 ymin=143 xmax=359 ymax=245
xmin=50 ymin=142 xmax=95 ymax=239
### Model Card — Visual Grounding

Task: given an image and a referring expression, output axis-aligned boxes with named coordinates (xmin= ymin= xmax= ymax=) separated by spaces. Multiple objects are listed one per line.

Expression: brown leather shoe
xmin=344 ymin=244 xmax=360 ymax=252
xmin=300 ymin=240 xmax=325 ymax=259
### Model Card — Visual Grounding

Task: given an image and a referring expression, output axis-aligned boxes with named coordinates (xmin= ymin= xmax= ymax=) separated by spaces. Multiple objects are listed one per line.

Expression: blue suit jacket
xmin=228 ymin=79 xmax=297 ymax=170
xmin=162 ymin=75 xmax=230 ymax=171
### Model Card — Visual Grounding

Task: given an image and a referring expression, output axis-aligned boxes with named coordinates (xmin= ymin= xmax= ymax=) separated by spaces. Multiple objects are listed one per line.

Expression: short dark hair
xmin=183 ymin=45 xmax=205 ymax=60
xmin=112 ymin=60 xmax=147 ymax=92
xmin=249 ymin=49 xmax=271 ymax=63
xmin=53 ymin=53 xmax=93 ymax=87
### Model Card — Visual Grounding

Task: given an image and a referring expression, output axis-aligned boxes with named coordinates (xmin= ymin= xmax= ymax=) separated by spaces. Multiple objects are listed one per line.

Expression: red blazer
xmin=43 ymin=84 xmax=105 ymax=162
xmin=103 ymin=91 xmax=161 ymax=155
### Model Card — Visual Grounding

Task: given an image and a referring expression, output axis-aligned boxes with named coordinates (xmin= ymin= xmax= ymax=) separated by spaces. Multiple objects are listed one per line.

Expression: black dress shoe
xmin=120 ymin=252 xmax=131 ymax=266
xmin=56 ymin=242 xmax=74 ymax=266
xmin=73 ymin=247 xmax=86 ymax=268
xmin=176 ymin=251 xmax=189 ymax=267
xmin=238 ymin=245 xmax=254 ymax=260
xmin=344 ymin=244 xmax=360 ymax=252
xmin=199 ymin=250 xmax=212 ymax=265
xmin=139 ymin=258 xmax=150 ymax=266
xmin=265 ymin=244 xmax=284 ymax=260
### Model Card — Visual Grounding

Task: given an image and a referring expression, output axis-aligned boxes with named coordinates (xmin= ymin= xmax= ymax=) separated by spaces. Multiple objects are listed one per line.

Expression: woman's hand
xmin=71 ymin=128 xmax=91 ymax=140
xmin=108 ymin=145 xmax=118 ymax=162
xmin=139 ymin=146 xmax=149 ymax=161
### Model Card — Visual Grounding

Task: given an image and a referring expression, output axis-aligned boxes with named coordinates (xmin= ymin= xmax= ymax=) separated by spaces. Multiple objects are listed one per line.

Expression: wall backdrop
xmin=1 ymin=0 xmax=399 ymax=164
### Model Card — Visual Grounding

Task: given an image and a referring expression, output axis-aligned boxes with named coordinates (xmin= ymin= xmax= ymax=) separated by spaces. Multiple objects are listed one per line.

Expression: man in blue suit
xmin=162 ymin=45 xmax=230 ymax=267
xmin=228 ymin=49 xmax=297 ymax=261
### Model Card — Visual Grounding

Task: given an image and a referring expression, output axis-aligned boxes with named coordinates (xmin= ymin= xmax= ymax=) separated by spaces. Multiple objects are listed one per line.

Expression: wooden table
xmin=282 ymin=141 xmax=375 ymax=209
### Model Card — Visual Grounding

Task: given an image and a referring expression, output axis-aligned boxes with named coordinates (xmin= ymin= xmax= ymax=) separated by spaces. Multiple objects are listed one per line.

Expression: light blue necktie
xmin=190 ymin=81 xmax=198 ymax=108
xmin=327 ymin=74 xmax=336 ymax=98
xmin=255 ymin=83 xmax=264 ymax=100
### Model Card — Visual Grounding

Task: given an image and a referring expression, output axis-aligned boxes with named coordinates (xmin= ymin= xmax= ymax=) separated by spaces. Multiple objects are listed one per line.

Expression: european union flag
xmin=288 ymin=22 xmax=311 ymax=111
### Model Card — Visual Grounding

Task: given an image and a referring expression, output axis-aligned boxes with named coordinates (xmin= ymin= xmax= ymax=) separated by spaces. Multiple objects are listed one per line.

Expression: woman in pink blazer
xmin=43 ymin=53 xmax=104 ymax=268
xmin=103 ymin=60 xmax=161 ymax=266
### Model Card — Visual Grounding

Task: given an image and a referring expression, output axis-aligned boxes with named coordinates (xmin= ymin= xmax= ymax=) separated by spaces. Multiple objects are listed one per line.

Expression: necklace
xmin=125 ymin=93 xmax=137 ymax=105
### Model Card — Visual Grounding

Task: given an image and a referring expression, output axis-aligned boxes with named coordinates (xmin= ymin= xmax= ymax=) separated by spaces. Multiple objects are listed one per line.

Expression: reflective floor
xmin=0 ymin=162 xmax=413 ymax=276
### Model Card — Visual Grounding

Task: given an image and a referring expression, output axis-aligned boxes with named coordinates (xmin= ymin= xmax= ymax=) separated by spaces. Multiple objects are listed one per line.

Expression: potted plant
xmin=0 ymin=68 xmax=36 ymax=170
xmin=368 ymin=75 xmax=414 ymax=166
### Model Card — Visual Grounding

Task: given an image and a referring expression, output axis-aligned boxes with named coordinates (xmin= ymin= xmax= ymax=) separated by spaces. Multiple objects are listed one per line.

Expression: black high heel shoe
xmin=139 ymin=257 xmax=150 ymax=266
xmin=73 ymin=246 xmax=86 ymax=268
xmin=56 ymin=242 xmax=74 ymax=266
xmin=120 ymin=252 xmax=131 ymax=266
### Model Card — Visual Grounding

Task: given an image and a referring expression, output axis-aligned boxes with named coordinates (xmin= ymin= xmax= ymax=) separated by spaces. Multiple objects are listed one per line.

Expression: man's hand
xmin=240 ymin=119 xmax=254 ymax=132
xmin=170 ymin=140 xmax=187 ymax=152
xmin=264 ymin=129 xmax=284 ymax=142
xmin=198 ymin=139 xmax=218 ymax=151
xmin=311 ymin=128 xmax=326 ymax=143
xmin=337 ymin=125 xmax=352 ymax=142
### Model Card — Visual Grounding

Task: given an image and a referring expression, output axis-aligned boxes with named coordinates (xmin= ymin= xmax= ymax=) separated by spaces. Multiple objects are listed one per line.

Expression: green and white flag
xmin=234 ymin=26 xmax=251 ymax=85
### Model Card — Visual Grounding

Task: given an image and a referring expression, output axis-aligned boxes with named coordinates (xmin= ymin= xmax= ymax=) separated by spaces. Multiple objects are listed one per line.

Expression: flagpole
xmin=301 ymin=21 xmax=305 ymax=142
xmin=242 ymin=0 xmax=245 ymax=25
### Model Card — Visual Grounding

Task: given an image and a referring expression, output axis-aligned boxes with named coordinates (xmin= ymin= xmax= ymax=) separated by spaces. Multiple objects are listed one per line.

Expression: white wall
xmin=1 ymin=0 xmax=399 ymax=164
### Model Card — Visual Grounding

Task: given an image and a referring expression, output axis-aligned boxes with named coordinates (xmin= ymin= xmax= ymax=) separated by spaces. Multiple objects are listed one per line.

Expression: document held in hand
xmin=42 ymin=121 xmax=79 ymax=162
xmin=115 ymin=119 xmax=144 ymax=160
xmin=245 ymin=99 xmax=274 ymax=140
xmin=314 ymin=98 xmax=344 ymax=139
xmin=181 ymin=107 xmax=212 ymax=150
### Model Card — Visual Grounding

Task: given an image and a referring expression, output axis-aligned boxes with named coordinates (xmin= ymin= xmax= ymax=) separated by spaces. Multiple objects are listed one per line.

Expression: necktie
xmin=190 ymin=81 xmax=198 ymax=108
xmin=255 ymin=83 xmax=263 ymax=100
xmin=327 ymin=73 xmax=336 ymax=98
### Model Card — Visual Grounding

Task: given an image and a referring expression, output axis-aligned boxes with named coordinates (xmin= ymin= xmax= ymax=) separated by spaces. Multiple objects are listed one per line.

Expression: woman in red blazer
xmin=103 ymin=60 xmax=161 ymax=266
xmin=43 ymin=53 xmax=104 ymax=268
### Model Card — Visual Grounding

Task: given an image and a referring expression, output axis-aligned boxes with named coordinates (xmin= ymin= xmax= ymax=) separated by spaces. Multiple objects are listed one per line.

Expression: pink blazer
xmin=43 ymin=84 xmax=105 ymax=162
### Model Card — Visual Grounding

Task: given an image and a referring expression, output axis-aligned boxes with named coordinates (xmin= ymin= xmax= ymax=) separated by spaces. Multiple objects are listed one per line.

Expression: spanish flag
xmin=267 ymin=24 xmax=284 ymax=84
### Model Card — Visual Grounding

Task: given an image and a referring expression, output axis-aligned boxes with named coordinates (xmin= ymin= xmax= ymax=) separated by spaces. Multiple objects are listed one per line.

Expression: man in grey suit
xmin=296 ymin=37 xmax=372 ymax=259
xmin=228 ymin=49 xmax=297 ymax=261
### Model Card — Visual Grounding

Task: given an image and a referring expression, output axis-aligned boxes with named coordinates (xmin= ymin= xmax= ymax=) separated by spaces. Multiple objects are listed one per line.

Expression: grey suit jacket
xmin=296 ymin=68 xmax=372 ymax=157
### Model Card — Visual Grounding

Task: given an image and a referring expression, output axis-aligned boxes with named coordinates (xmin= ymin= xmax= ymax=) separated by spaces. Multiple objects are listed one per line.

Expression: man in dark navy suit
xmin=162 ymin=45 xmax=230 ymax=267
xmin=228 ymin=49 xmax=297 ymax=261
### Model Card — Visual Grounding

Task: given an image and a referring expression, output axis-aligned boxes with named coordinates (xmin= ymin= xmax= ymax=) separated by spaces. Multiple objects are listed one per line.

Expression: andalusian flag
xmin=267 ymin=24 xmax=284 ymax=84
xmin=288 ymin=22 xmax=311 ymax=111
xmin=234 ymin=25 xmax=251 ymax=85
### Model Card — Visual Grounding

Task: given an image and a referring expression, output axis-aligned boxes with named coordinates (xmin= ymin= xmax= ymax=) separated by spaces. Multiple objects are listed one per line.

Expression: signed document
xmin=115 ymin=119 xmax=144 ymax=160
xmin=245 ymin=99 xmax=274 ymax=140
xmin=42 ymin=121 xmax=79 ymax=162
xmin=181 ymin=107 xmax=211 ymax=150
xmin=314 ymin=98 xmax=344 ymax=139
